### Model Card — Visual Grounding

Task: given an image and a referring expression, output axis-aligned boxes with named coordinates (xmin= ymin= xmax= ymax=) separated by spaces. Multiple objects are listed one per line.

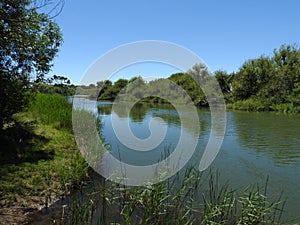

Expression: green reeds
xmin=29 ymin=93 xmax=72 ymax=130
xmin=55 ymin=169 xmax=285 ymax=225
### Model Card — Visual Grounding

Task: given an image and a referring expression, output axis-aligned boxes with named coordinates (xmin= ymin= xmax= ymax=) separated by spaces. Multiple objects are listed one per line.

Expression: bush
xmin=228 ymin=99 xmax=269 ymax=111
xmin=227 ymin=98 xmax=299 ymax=113
xmin=270 ymin=103 xmax=299 ymax=113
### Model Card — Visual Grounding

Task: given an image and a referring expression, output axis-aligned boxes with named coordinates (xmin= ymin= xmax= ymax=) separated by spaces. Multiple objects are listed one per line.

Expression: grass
xmin=0 ymin=93 xmax=289 ymax=224
xmin=51 ymin=169 xmax=286 ymax=225
xmin=28 ymin=93 xmax=73 ymax=130
xmin=0 ymin=93 xmax=89 ymax=224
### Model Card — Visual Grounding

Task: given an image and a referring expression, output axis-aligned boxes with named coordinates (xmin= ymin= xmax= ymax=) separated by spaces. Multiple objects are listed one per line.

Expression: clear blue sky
xmin=49 ymin=0 xmax=300 ymax=84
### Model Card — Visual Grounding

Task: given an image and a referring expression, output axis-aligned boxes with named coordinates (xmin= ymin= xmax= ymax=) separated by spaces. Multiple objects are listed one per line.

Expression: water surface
xmin=80 ymin=99 xmax=300 ymax=222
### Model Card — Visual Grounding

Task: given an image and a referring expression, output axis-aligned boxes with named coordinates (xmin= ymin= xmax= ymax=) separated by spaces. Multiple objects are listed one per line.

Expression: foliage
xmin=231 ymin=44 xmax=300 ymax=111
xmin=99 ymin=79 xmax=128 ymax=100
xmin=78 ymin=44 xmax=299 ymax=113
xmin=33 ymin=75 xmax=76 ymax=96
xmin=227 ymin=98 xmax=299 ymax=113
xmin=28 ymin=93 xmax=72 ymax=130
xmin=0 ymin=0 xmax=63 ymax=128
xmin=0 ymin=72 xmax=32 ymax=128
xmin=33 ymin=82 xmax=76 ymax=96
xmin=93 ymin=64 xmax=216 ymax=106
xmin=0 ymin=93 xmax=88 ymax=223
xmin=214 ymin=70 xmax=232 ymax=94
xmin=55 ymin=169 xmax=285 ymax=225
xmin=168 ymin=72 xmax=206 ymax=106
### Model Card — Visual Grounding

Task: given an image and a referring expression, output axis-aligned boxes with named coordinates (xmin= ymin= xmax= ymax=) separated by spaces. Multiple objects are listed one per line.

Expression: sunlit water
xmin=75 ymin=99 xmax=300 ymax=222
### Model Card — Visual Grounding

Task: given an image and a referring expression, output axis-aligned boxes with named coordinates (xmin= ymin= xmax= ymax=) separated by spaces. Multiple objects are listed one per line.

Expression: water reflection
xmin=96 ymin=102 xmax=300 ymax=216
xmin=73 ymin=99 xmax=300 ymax=220
xmin=76 ymin=99 xmax=300 ymax=167
xmin=230 ymin=111 xmax=300 ymax=166
xmin=103 ymin=102 xmax=208 ymax=138
xmin=97 ymin=102 xmax=113 ymax=115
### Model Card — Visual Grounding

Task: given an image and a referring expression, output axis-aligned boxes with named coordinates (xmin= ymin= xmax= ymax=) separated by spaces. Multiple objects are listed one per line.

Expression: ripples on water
xmin=74 ymin=99 xmax=300 ymax=221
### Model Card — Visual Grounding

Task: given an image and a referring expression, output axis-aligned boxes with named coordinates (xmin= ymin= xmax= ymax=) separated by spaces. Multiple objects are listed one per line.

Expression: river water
xmin=93 ymin=101 xmax=300 ymax=222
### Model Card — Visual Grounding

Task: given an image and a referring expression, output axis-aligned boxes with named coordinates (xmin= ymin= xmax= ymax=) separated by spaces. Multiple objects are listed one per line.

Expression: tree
xmin=231 ymin=57 xmax=273 ymax=101
xmin=0 ymin=0 xmax=63 ymax=128
xmin=214 ymin=70 xmax=231 ymax=94
xmin=114 ymin=78 xmax=128 ymax=90
xmin=269 ymin=44 xmax=300 ymax=103
xmin=97 ymin=80 xmax=112 ymax=99
xmin=231 ymin=44 xmax=300 ymax=105
xmin=186 ymin=63 xmax=212 ymax=106
xmin=232 ymin=60 xmax=260 ymax=100
xmin=98 ymin=79 xmax=128 ymax=100
xmin=169 ymin=72 xmax=205 ymax=105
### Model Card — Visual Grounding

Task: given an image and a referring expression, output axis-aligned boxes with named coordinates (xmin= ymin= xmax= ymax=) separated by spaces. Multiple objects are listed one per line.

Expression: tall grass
xmin=0 ymin=93 xmax=99 ymax=225
xmin=29 ymin=93 xmax=72 ymax=130
xmin=52 ymin=169 xmax=285 ymax=225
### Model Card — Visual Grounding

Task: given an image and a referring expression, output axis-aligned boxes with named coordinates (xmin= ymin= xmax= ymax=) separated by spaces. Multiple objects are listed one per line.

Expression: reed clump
xmin=56 ymin=169 xmax=285 ymax=225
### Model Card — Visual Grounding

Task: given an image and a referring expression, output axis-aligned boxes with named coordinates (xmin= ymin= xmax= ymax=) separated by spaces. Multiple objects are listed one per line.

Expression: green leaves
xmin=231 ymin=44 xmax=300 ymax=111
xmin=0 ymin=0 xmax=63 ymax=127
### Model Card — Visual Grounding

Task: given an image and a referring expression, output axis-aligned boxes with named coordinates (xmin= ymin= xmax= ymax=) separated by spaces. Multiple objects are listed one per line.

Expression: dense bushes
xmin=227 ymin=98 xmax=299 ymax=113
xmin=229 ymin=44 xmax=300 ymax=112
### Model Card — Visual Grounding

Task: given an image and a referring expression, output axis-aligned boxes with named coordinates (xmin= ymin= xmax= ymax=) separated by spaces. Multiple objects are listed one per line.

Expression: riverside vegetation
xmin=0 ymin=94 xmax=89 ymax=224
xmin=0 ymin=93 xmax=289 ymax=224
xmin=1 ymin=49 xmax=299 ymax=223
xmin=0 ymin=1 xmax=298 ymax=223
xmin=49 ymin=168 xmax=286 ymax=225
xmin=76 ymin=44 xmax=300 ymax=113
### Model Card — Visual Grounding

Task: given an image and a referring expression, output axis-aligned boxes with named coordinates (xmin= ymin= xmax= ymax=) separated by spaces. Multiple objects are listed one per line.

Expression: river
xmin=92 ymin=101 xmax=300 ymax=222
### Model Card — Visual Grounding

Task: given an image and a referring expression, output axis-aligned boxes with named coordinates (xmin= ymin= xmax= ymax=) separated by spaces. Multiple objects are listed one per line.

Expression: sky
xmin=47 ymin=0 xmax=300 ymax=84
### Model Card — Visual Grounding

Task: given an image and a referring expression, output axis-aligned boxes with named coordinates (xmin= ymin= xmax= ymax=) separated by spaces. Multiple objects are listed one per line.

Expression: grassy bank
xmin=0 ymin=94 xmax=89 ymax=224
xmin=0 ymin=93 xmax=290 ymax=224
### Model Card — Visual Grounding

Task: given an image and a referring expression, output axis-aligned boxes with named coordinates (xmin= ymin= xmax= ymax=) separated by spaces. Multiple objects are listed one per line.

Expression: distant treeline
xmin=33 ymin=75 xmax=76 ymax=96
xmin=76 ymin=44 xmax=300 ymax=113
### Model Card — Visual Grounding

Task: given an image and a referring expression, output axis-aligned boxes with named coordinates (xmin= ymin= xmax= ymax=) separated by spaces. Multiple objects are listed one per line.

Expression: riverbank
xmin=0 ymin=94 xmax=89 ymax=224
xmin=227 ymin=98 xmax=299 ymax=113
xmin=99 ymin=98 xmax=300 ymax=114
xmin=0 ymin=94 xmax=296 ymax=224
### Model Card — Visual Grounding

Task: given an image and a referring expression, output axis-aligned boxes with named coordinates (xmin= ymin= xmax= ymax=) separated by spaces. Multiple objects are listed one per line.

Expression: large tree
xmin=0 ymin=0 xmax=63 ymax=128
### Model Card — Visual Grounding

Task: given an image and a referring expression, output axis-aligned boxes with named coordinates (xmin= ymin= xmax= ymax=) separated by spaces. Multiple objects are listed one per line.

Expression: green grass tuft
xmin=28 ymin=93 xmax=73 ymax=130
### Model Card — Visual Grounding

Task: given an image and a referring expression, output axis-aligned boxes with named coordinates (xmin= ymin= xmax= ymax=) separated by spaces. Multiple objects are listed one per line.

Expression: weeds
xmin=54 ymin=169 xmax=285 ymax=225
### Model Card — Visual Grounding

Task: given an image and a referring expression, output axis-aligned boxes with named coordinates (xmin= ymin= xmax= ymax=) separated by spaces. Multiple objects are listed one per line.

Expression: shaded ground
xmin=0 ymin=114 xmax=88 ymax=224
xmin=0 ymin=120 xmax=53 ymax=165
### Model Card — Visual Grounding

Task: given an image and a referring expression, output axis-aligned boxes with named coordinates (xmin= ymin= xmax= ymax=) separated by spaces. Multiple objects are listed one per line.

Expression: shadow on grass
xmin=0 ymin=120 xmax=54 ymax=165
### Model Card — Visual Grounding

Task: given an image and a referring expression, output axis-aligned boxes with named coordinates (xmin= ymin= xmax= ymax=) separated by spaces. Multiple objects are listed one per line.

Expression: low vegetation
xmin=0 ymin=93 xmax=288 ymax=224
xmin=50 ymin=169 xmax=285 ymax=225
xmin=227 ymin=99 xmax=299 ymax=113
xmin=0 ymin=1 xmax=297 ymax=224
xmin=0 ymin=94 xmax=89 ymax=224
